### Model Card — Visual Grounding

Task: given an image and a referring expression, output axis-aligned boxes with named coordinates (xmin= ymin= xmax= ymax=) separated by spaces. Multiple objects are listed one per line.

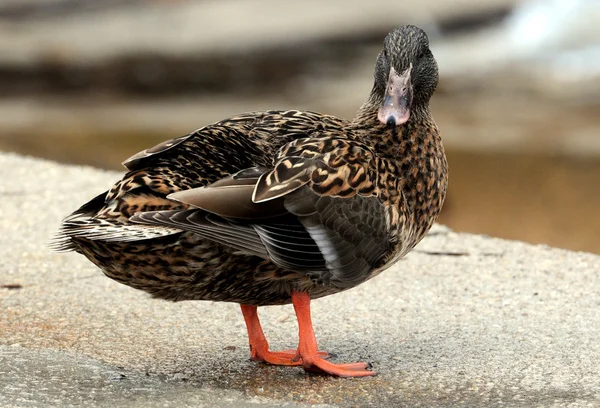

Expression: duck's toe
xmin=301 ymin=356 xmax=375 ymax=377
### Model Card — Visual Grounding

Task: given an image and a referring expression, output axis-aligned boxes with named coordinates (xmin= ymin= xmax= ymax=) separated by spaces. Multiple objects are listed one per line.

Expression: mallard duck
xmin=54 ymin=25 xmax=448 ymax=377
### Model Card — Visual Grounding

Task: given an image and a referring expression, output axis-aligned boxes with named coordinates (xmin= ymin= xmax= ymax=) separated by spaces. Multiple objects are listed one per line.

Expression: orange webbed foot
xmin=241 ymin=304 xmax=329 ymax=367
xmin=241 ymin=295 xmax=375 ymax=377
xmin=292 ymin=291 xmax=376 ymax=378
xmin=301 ymin=357 xmax=375 ymax=377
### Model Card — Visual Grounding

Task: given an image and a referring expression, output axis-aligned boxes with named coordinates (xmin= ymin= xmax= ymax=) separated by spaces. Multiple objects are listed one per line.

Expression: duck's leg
xmin=241 ymin=304 xmax=324 ymax=366
xmin=291 ymin=291 xmax=375 ymax=377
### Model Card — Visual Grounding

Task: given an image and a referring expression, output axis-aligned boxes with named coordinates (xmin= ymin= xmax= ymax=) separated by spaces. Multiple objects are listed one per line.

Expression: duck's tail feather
xmin=49 ymin=190 xmax=181 ymax=252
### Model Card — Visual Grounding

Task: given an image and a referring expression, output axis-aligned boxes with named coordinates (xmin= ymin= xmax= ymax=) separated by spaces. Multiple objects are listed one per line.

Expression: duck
xmin=54 ymin=25 xmax=448 ymax=377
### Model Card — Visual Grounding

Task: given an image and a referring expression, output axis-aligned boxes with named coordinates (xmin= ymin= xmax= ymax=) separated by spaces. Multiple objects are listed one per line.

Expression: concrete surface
xmin=1 ymin=152 xmax=599 ymax=407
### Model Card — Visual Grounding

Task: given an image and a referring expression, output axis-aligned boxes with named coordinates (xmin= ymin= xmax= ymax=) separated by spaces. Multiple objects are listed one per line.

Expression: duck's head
xmin=373 ymin=25 xmax=438 ymax=126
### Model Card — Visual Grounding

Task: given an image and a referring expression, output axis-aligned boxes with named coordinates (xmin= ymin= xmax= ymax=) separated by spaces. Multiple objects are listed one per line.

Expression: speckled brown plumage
xmin=54 ymin=25 xmax=448 ymax=377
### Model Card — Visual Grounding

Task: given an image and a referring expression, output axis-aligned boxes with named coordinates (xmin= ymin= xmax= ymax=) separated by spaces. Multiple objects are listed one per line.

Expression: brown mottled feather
xmin=54 ymin=26 xmax=448 ymax=306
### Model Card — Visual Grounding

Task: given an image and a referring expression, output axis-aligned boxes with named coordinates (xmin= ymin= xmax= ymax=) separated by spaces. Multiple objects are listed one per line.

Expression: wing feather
xmin=131 ymin=137 xmax=392 ymax=288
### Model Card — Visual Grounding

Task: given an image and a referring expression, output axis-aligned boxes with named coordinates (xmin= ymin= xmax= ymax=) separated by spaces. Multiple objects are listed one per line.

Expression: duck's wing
xmin=132 ymin=137 xmax=393 ymax=289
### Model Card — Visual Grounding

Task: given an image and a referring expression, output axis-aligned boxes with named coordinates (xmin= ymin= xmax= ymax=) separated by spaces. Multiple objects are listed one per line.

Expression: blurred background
xmin=0 ymin=0 xmax=599 ymax=253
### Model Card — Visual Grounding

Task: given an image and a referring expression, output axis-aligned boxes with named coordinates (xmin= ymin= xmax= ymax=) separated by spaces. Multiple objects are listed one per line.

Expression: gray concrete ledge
xmin=1 ymin=152 xmax=599 ymax=407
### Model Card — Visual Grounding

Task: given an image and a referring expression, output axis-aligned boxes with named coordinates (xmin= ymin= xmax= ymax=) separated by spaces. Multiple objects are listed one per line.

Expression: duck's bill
xmin=377 ymin=64 xmax=413 ymax=126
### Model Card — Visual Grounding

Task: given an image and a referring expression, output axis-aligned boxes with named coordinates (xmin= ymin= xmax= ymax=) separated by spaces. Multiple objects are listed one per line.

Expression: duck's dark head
xmin=372 ymin=25 xmax=438 ymax=126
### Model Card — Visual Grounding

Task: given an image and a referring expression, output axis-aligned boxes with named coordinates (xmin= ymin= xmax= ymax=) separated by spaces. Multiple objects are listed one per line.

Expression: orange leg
xmin=241 ymin=304 xmax=329 ymax=366
xmin=292 ymin=291 xmax=375 ymax=377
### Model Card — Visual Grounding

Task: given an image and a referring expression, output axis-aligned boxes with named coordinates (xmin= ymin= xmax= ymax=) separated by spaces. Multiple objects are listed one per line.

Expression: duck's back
xmin=62 ymin=109 xmax=347 ymax=228
xmin=119 ymin=110 xmax=348 ymax=197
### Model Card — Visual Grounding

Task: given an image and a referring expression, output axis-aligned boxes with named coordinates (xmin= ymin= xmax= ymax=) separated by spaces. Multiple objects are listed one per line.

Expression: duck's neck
xmin=350 ymin=90 xmax=449 ymax=235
